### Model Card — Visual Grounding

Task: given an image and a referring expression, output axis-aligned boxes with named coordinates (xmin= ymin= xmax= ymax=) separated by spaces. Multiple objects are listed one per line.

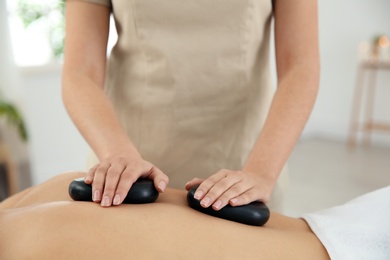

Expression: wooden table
xmin=348 ymin=60 xmax=390 ymax=147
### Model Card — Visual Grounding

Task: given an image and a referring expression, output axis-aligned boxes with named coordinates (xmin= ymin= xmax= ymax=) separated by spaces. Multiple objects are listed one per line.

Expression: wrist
xmin=98 ymin=144 xmax=141 ymax=161
xmin=242 ymin=167 xmax=278 ymax=184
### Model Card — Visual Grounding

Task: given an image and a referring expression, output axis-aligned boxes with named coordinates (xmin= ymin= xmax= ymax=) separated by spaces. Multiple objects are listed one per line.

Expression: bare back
xmin=0 ymin=172 xmax=329 ymax=259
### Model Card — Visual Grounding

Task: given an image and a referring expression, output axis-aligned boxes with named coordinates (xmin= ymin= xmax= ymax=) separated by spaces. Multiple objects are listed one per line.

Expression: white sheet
xmin=302 ymin=186 xmax=390 ymax=260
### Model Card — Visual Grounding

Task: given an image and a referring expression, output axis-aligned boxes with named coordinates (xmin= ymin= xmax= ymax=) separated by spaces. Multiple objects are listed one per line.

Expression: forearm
xmin=62 ymin=72 xmax=140 ymax=160
xmin=243 ymin=0 xmax=320 ymax=184
xmin=61 ymin=2 xmax=169 ymax=204
xmin=62 ymin=2 xmax=135 ymax=161
xmin=187 ymin=0 xmax=319 ymax=207
xmin=243 ymin=65 xmax=319 ymax=182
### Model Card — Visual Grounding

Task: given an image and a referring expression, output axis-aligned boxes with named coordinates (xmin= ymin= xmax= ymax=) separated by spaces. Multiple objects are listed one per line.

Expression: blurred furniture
xmin=0 ymin=143 xmax=18 ymax=201
xmin=348 ymin=60 xmax=390 ymax=147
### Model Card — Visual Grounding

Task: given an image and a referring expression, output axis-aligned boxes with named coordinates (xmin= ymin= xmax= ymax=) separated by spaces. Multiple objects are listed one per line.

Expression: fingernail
xmin=213 ymin=200 xmax=222 ymax=210
xmin=101 ymin=196 xmax=110 ymax=207
xmin=93 ymin=190 xmax=100 ymax=201
xmin=85 ymin=176 xmax=92 ymax=183
xmin=158 ymin=181 xmax=167 ymax=192
xmin=194 ymin=190 xmax=204 ymax=200
xmin=201 ymin=197 xmax=211 ymax=207
xmin=230 ymin=198 xmax=238 ymax=205
xmin=113 ymin=194 xmax=121 ymax=205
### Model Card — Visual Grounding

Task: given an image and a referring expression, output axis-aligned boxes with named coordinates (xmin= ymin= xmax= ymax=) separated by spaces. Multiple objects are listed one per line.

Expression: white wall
xmin=1 ymin=0 xmax=390 ymax=185
xmin=0 ymin=0 xmax=31 ymax=189
xmin=21 ymin=68 xmax=89 ymax=184
xmin=304 ymin=0 xmax=390 ymax=145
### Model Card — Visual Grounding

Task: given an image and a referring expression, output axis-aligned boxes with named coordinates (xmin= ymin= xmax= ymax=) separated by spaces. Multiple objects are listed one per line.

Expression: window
xmin=6 ymin=0 xmax=64 ymax=67
xmin=6 ymin=0 xmax=117 ymax=68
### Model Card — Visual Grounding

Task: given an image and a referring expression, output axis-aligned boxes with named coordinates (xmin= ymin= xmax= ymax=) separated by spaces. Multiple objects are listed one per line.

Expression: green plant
xmin=0 ymin=96 xmax=28 ymax=142
xmin=16 ymin=0 xmax=65 ymax=60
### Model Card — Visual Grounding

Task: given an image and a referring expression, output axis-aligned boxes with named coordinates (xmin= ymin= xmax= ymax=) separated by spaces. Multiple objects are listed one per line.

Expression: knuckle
xmin=92 ymin=176 xmax=104 ymax=185
xmin=235 ymin=171 xmax=245 ymax=178
xmin=116 ymin=156 xmax=126 ymax=163
xmin=107 ymin=168 xmax=121 ymax=177
xmin=103 ymin=180 xmax=119 ymax=191
xmin=132 ymin=160 xmax=143 ymax=168
xmin=124 ymin=164 xmax=136 ymax=174
xmin=199 ymin=182 xmax=212 ymax=191
xmin=200 ymin=178 xmax=212 ymax=186
xmin=116 ymin=158 xmax=129 ymax=168
xmin=206 ymin=189 xmax=220 ymax=199
xmin=95 ymin=167 xmax=108 ymax=176
xmin=103 ymin=186 xmax=115 ymax=194
xmin=221 ymin=186 xmax=241 ymax=200
xmin=218 ymin=193 xmax=232 ymax=203
xmin=228 ymin=185 xmax=242 ymax=195
xmin=206 ymin=177 xmax=217 ymax=184
xmin=125 ymin=176 xmax=136 ymax=185
xmin=99 ymin=161 xmax=110 ymax=168
xmin=218 ymin=169 xmax=229 ymax=176
xmin=121 ymin=172 xmax=137 ymax=183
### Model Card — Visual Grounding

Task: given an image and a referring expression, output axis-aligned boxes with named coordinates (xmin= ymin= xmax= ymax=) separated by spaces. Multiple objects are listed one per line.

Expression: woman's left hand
xmin=185 ymin=169 xmax=274 ymax=211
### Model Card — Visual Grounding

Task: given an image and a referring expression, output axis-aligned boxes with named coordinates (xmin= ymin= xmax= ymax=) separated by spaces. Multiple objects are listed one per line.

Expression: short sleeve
xmin=68 ymin=0 xmax=112 ymax=8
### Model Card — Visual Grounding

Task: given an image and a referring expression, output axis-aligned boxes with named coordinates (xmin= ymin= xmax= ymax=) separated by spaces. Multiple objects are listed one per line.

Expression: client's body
xmin=1 ymin=172 xmax=330 ymax=259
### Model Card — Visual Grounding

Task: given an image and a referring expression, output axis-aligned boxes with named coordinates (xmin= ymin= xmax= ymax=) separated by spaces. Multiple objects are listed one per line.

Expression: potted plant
xmin=0 ymin=95 xmax=27 ymax=142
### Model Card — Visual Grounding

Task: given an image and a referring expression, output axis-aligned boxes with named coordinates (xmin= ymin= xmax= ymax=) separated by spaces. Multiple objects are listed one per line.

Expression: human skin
xmin=188 ymin=0 xmax=320 ymax=210
xmin=62 ymin=0 xmax=319 ymax=208
xmin=0 ymin=172 xmax=329 ymax=260
xmin=62 ymin=1 xmax=169 ymax=207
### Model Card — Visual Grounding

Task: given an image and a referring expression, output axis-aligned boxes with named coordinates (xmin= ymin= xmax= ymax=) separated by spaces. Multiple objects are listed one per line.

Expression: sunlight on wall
xmin=6 ymin=0 xmax=58 ymax=66
xmin=5 ymin=0 xmax=118 ymax=67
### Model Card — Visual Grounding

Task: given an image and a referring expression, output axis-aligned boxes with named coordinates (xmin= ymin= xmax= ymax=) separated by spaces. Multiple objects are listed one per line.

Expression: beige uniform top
xmin=79 ymin=0 xmax=287 ymax=211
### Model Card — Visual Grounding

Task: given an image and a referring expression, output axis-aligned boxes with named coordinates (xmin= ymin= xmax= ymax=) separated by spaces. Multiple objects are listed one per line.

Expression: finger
xmin=184 ymin=178 xmax=204 ymax=191
xmin=85 ymin=164 xmax=99 ymax=184
xmin=229 ymin=188 xmax=264 ymax=206
xmin=101 ymin=163 xmax=126 ymax=207
xmin=91 ymin=163 xmax=110 ymax=203
xmin=113 ymin=167 xmax=137 ymax=205
xmin=148 ymin=167 xmax=169 ymax=193
xmin=212 ymin=182 xmax=252 ymax=210
xmin=200 ymin=171 xmax=242 ymax=208
xmin=194 ymin=170 xmax=229 ymax=200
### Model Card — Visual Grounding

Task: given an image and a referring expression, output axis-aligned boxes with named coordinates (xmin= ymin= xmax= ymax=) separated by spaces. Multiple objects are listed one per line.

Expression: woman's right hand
xmin=84 ymin=155 xmax=169 ymax=207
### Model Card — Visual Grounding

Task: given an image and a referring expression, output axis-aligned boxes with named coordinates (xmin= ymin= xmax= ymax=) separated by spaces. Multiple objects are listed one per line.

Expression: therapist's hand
xmin=85 ymin=155 xmax=169 ymax=207
xmin=185 ymin=169 xmax=274 ymax=210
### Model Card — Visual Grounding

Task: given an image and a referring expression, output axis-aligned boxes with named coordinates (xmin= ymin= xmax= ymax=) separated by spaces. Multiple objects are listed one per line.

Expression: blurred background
xmin=0 ymin=0 xmax=389 ymax=216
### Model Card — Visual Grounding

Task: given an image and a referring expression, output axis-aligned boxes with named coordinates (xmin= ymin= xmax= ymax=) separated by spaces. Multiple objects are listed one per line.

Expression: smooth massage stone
xmin=187 ymin=185 xmax=270 ymax=226
xmin=69 ymin=178 xmax=159 ymax=204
